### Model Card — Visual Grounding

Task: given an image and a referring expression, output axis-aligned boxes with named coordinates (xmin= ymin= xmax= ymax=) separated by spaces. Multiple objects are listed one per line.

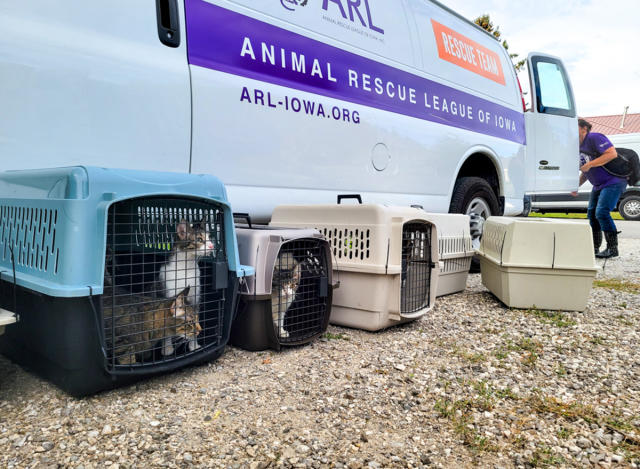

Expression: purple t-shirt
xmin=579 ymin=132 xmax=625 ymax=190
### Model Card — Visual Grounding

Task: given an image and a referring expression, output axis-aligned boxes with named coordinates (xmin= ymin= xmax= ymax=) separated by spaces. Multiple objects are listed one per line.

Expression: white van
xmin=0 ymin=0 xmax=579 ymax=243
xmin=530 ymin=133 xmax=640 ymax=220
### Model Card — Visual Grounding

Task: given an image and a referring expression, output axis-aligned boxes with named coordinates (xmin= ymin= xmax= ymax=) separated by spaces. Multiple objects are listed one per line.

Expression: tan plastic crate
xmin=270 ymin=204 xmax=439 ymax=331
xmin=476 ymin=217 xmax=599 ymax=311
xmin=421 ymin=213 xmax=472 ymax=296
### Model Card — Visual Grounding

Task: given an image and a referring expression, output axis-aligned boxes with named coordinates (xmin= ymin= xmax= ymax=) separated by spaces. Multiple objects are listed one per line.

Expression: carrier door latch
xmin=213 ymin=261 xmax=229 ymax=290
xmin=318 ymin=276 xmax=329 ymax=298
xmin=156 ymin=0 xmax=181 ymax=48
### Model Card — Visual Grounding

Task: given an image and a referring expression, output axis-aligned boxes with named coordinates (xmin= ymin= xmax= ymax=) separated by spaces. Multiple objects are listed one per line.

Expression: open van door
xmin=524 ymin=53 xmax=579 ymax=194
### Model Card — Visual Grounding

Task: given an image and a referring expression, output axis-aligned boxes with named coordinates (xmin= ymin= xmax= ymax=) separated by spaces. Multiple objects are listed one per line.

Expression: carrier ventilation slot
xmin=103 ymin=197 xmax=227 ymax=370
xmin=0 ymin=205 xmax=59 ymax=274
xmin=318 ymin=227 xmax=371 ymax=261
xmin=401 ymin=222 xmax=432 ymax=314
xmin=272 ymin=239 xmax=329 ymax=344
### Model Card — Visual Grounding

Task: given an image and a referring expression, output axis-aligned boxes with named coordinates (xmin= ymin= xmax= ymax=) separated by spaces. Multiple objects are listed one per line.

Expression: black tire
xmin=619 ymin=194 xmax=640 ymax=221
xmin=449 ymin=177 xmax=501 ymax=272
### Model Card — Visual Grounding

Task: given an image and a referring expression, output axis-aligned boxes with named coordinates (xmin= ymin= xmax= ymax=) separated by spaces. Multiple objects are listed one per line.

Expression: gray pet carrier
xmin=230 ymin=217 xmax=333 ymax=350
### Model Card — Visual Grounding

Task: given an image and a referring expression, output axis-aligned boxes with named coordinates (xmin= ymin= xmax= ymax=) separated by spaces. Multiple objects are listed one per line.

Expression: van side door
xmin=0 ymin=0 xmax=191 ymax=172
xmin=524 ymin=53 xmax=579 ymax=194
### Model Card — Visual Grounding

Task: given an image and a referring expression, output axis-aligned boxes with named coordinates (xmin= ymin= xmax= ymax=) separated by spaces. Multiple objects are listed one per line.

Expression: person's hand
xmin=570 ymin=191 xmax=578 ymax=197
xmin=580 ymin=162 xmax=591 ymax=173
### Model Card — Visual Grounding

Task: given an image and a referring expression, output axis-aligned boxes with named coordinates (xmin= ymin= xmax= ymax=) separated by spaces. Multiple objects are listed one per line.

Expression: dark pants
xmin=587 ymin=181 xmax=627 ymax=232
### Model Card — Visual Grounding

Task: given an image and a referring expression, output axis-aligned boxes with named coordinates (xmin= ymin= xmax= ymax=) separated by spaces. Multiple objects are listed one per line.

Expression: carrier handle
xmin=337 ymin=194 xmax=362 ymax=205
xmin=233 ymin=212 xmax=252 ymax=228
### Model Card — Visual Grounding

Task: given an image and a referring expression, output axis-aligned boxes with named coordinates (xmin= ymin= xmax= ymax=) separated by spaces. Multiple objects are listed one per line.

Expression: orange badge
xmin=431 ymin=19 xmax=505 ymax=85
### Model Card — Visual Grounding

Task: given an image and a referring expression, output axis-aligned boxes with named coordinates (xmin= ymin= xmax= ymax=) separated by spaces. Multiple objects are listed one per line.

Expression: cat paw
xmin=162 ymin=345 xmax=175 ymax=356
xmin=279 ymin=329 xmax=289 ymax=338
xmin=117 ymin=355 xmax=137 ymax=365
xmin=188 ymin=340 xmax=201 ymax=351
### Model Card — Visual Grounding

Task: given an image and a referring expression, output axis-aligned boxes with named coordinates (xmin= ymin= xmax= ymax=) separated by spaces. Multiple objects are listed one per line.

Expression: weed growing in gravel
xmin=606 ymin=415 xmax=639 ymax=434
xmin=323 ymin=332 xmax=350 ymax=341
xmin=619 ymin=302 xmax=627 ymax=308
xmin=615 ymin=314 xmax=634 ymax=326
xmin=433 ymin=398 xmax=497 ymax=453
xmin=589 ymin=336 xmax=606 ymax=346
xmin=614 ymin=442 xmax=640 ymax=465
xmin=556 ymin=427 xmax=573 ymax=439
xmin=518 ymin=338 xmax=543 ymax=353
xmin=527 ymin=445 xmax=565 ymax=467
xmin=593 ymin=278 xmax=640 ymax=294
xmin=555 ymin=363 xmax=567 ymax=376
xmin=471 ymin=380 xmax=519 ymax=410
xmin=526 ymin=393 xmax=598 ymax=424
xmin=525 ymin=308 xmax=576 ymax=328
xmin=452 ymin=346 xmax=486 ymax=364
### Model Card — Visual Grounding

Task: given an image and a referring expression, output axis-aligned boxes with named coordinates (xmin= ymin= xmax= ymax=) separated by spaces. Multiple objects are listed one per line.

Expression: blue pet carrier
xmin=0 ymin=166 xmax=253 ymax=396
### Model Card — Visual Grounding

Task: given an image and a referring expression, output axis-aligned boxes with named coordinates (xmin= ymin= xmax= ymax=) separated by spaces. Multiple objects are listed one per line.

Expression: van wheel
xmin=619 ymin=195 xmax=640 ymax=221
xmin=449 ymin=177 xmax=500 ymax=271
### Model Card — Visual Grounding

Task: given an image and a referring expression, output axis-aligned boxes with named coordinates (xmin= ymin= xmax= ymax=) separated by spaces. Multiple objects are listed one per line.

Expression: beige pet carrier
xmin=270 ymin=199 xmax=439 ymax=331
xmin=476 ymin=217 xmax=599 ymax=311
xmin=421 ymin=213 xmax=472 ymax=296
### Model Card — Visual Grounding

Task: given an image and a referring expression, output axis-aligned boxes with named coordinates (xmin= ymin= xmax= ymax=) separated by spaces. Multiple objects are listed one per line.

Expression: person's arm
xmin=580 ymin=147 xmax=617 ymax=172
xmin=571 ymin=172 xmax=588 ymax=197
xmin=578 ymin=172 xmax=587 ymax=186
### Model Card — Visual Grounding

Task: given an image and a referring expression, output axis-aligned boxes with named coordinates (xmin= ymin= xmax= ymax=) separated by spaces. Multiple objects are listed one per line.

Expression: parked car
xmin=530 ymin=133 xmax=640 ymax=220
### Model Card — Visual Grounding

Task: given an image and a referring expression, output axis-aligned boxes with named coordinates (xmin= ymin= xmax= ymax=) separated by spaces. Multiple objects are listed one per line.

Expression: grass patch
xmin=556 ymin=427 xmax=573 ymax=439
xmin=593 ymin=278 xmax=640 ymax=294
xmin=614 ymin=442 xmax=640 ymax=465
xmin=529 ymin=211 xmax=623 ymax=220
xmin=322 ymin=332 xmax=350 ymax=341
xmin=527 ymin=445 xmax=565 ymax=467
xmin=433 ymin=398 xmax=497 ymax=453
xmin=615 ymin=314 xmax=634 ymax=326
xmin=453 ymin=347 xmax=486 ymax=364
xmin=526 ymin=394 xmax=598 ymax=424
xmin=525 ymin=308 xmax=577 ymax=328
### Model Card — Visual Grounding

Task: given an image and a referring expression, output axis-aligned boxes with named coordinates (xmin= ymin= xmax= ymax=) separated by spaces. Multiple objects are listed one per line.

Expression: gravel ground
xmin=1 ymin=239 xmax=639 ymax=468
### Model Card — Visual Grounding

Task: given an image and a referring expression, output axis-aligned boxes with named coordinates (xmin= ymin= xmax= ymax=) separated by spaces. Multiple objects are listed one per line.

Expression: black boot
xmin=596 ymin=231 xmax=619 ymax=258
xmin=592 ymin=230 xmax=602 ymax=255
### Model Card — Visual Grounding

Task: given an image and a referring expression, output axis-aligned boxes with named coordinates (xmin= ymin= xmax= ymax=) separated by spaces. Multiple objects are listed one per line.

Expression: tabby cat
xmin=271 ymin=251 xmax=302 ymax=339
xmin=158 ymin=220 xmax=214 ymax=306
xmin=103 ymin=286 xmax=201 ymax=365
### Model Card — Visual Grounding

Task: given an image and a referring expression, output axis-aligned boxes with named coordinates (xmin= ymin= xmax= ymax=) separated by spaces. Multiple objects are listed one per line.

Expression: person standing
xmin=574 ymin=119 xmax=627 ymax=258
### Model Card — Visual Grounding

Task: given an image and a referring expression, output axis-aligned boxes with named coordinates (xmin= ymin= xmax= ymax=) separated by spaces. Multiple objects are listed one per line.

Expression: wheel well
xmin=456 ymin=153 xmax=501 ymax=197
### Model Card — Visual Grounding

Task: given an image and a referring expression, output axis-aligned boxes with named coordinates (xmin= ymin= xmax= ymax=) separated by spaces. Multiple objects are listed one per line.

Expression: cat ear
xmin=177 ymin=220 xmax=188 ymax=240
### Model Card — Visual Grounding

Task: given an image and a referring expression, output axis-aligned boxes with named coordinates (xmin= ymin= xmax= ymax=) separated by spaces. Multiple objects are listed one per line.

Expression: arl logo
xmin=281 ymin=0 xmax=308 ymax=11
xmin=322 ymin=0 xmax=384 ymax=35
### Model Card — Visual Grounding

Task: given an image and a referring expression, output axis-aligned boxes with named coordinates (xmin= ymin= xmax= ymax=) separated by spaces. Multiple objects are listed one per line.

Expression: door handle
xmin=156 ymin=0 xmax=180 ymax=48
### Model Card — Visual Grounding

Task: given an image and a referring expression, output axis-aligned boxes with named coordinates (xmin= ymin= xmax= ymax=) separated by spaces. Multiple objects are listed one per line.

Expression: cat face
xmin=176 ymin=219 xmax=214 ymax=255
xmin=272 ymin=251 xmax=301 ymax=287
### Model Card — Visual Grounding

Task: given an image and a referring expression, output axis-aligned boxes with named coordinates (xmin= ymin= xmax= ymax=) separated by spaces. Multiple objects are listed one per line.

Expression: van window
xmin=531 ymin=57 xmax=575 ymax=117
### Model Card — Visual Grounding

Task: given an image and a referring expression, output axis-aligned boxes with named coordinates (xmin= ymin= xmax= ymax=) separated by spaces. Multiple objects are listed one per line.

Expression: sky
xmin=444 ymin=0 xmax=640 ymax=117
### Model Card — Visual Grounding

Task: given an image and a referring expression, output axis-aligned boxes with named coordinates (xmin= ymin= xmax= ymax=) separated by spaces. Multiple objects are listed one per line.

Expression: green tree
xmin=474 ymin=14 xmax=526 ymax=72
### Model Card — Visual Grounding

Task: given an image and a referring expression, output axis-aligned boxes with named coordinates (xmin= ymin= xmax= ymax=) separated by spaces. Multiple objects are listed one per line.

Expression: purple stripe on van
xmin=185 ymin=0 xmax=526 ymax=145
